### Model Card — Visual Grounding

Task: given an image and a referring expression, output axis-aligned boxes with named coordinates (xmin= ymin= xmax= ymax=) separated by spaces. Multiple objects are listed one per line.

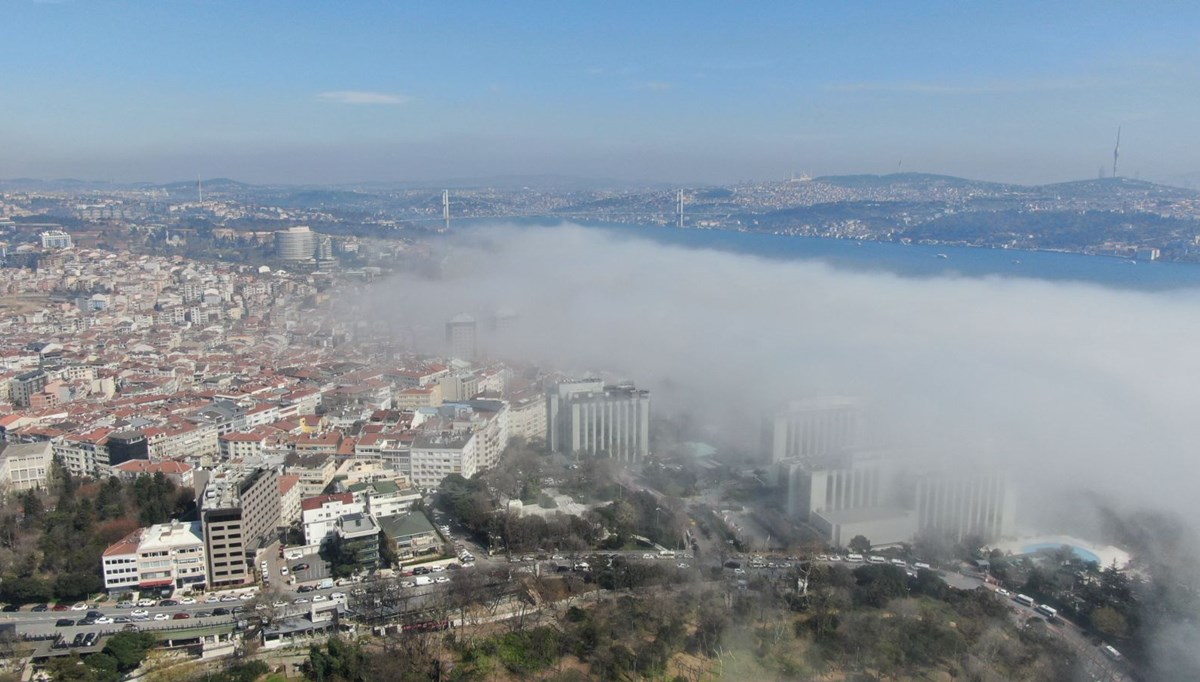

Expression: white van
xmin=846 ymin=553 xmax=864 ymax=562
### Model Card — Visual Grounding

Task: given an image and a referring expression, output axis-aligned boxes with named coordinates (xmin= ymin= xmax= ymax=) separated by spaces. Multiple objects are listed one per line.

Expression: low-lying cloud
xmin=361 ymin=223 xmax=1200 ymax=530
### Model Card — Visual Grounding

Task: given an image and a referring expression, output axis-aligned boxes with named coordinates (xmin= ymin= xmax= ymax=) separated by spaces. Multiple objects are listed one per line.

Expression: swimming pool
xmin=1022 ymin=543 xmax=1101 ymax=564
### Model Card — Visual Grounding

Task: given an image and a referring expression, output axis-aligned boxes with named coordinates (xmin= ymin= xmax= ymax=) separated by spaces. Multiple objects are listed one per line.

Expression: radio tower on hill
xmin=442 ymin=190 xmax=450 ymax=231
xmin=677 ymin=189 xmax=684 ymax=228
xmin=1112 ymin=127 xmax=1121 ymax=179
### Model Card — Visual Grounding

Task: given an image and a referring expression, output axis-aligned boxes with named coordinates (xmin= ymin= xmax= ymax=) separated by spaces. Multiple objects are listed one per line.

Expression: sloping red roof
xmin=300 ymin=492 xmax=354 ymax=512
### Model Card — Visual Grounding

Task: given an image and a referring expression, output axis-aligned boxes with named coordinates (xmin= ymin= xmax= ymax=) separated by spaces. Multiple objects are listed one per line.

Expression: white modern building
xmin=788 ymin=448 xmax=1015 ymax=548
xmin=445 ymin=314 xmax=477 ymax=362
xmin=301 ymin=493 xmax=364 ymax=547
xmin=770 ymin=397 xmax=862 ymax=464
xmin=40 ymin=230 xmax=74 ymax=249
xmin=546 ymin=379 xmax=650 ymax=462
xmin=275 ymin=226 xmax=316 ymax=261
xmin=102 ymin=520 xmax=207 ymax=592
xmin=0 ymin=441 xmax=53 ymax=493
xmin=409 ymin=430 xmax=478 ymax=489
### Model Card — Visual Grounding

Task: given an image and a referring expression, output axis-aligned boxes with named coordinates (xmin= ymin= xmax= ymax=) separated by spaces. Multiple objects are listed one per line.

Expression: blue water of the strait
xmin=479 ymin=218 xmax=1200 ymax=292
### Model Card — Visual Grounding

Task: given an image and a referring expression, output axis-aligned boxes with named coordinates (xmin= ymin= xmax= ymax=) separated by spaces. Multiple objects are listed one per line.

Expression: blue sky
xmin=2 ymin=1 xmax=1198 ymax=185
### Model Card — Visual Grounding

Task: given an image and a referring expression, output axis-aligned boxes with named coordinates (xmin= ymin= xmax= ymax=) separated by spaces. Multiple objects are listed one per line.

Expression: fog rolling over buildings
xmin=361 ymin=223 xmax=1200 ymax=528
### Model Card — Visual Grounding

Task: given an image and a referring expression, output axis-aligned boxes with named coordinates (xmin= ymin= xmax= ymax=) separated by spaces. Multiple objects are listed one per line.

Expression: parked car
xmin=194 ymin=611 xmax=212 ymax=618
xmin=55 ymin=618 xmax=75 ymax=627
xmin=212 ymin=607 xmax=230 ymax=616
xmin=297 ymin=585 xmax=315 ymax=593
xmin=292 ymin=563 xmax=309 ymax=572
xmin=172 ymin=612 xmax=190 ymax=620
xmin=52 ymin=604 xmax=70 ymax=612
xmin=153 ymin=613 xmax=169 ymax=621
xmin=31 ymin=604 xmax=48 ymax=612
xmin=131 ymin=609 xmax=149 ymax=617
xmin=70 ymin=603 xmax=88 ymax=611
xmin=158 ymin=599 xmax=179 ymax=607
xmin=178 ymin=597 xmax=196 ymax=605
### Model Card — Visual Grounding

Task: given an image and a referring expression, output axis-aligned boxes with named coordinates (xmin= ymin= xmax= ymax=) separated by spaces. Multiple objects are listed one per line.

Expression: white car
xmin=293 ymin=598 xmax=309 ymax=604
xmin=70 ymin=603 xmax=89 ymax=611
xmin=204 ymin=595 xmax=220 ymax=604
xmin=677 ymin=563 xmax=690 ymax=569
xmin=330 ymin=592 xmax=346 ymax=602
xmin=220 ymin=595 xmax=238 ymax=602
xmin=136 ymin=599 xmax=156 ymax=607
xmin=153 ymin=613 xmax=169 ymax=621
xmin=996 ymin=588 xmax=1012 ymax=597
xmin=131 ymin=609 xmax=149 ymax=617
xmin=272 ymin=600 xmax=288 ymax=608
xmin=280 ymin=567 xmax=289 ymax=576
xmin=95 ymin=616 xmax=114 ymax=624
xmin=312 ymin=594 xmax=328 ymax=602
xmin=434 ymin=576 xmax=450 ymax=584
xmin=178 ymin=597 xmax=196 ymax=605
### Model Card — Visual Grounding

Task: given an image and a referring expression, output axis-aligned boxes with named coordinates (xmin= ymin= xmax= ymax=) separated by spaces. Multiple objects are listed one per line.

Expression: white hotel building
xmin=102 ymin=521 xmax=208 ymax=592
xmin=547 ymin=380 xmax=650 ymax=462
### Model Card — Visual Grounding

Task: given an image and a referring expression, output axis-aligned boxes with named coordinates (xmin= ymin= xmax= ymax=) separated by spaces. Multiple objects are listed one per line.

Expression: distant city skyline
xmin=3 ymin=1 xmax=1199 ymax=185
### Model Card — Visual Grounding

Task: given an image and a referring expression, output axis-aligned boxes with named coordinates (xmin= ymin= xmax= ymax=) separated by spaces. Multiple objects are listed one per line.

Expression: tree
xmin=102 ymin=631 xmax=157 ymax=673
xmin=1090 ymin=605 xmax=1129 ymax=639
xmin=848 ymin=535 xmax=872 ymax=554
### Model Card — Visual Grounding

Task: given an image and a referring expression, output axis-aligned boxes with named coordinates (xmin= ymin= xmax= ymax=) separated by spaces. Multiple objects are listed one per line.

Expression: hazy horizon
xmin=5 ymin=2 xmax=1200 ymax=186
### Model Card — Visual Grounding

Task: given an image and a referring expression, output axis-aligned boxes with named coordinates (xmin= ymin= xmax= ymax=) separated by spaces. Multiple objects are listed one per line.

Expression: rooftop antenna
xmin=442 ymin=189 xmax=450 ymax=231
xmin=677 ymin=189 xmax=684 ymax=228
xmin=197 ymin=175 xmax=203 ymax=203
xmin=1112 ymin=126 xmax=1121 ymax=179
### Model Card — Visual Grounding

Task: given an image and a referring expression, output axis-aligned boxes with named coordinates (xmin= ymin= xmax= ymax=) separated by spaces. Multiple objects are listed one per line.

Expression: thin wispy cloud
xmin=316 ymin=90 xmax=411 ymax=105
xmin=825 ymin=77 xmax=1117 ymax=95
xmin=636 ymin=81 xmax=674 ymax=92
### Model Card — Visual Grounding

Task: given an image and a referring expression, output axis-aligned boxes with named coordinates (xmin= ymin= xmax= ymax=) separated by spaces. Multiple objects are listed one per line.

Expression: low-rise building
xmin=0 ymin=440 xmax=53 ymax=493
xmin=378 ymin=513 xmax=440 ymax=561
xmin=101 ymin=520 xmax=207 ymax=592
xmin=301 ymin=492 xmax=363 ymax=547
xmin=285 ymin=452 xmax=337 ymax=498
xmin=112 ymin=459 xmax=194 ymax=488
xmin=347 ymin=480 xmax=421 ymax=519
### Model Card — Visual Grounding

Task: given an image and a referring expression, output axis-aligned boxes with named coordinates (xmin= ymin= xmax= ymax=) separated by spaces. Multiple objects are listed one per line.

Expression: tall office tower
xmin=770 ymin=397 xmax=862 ymax=463
xmin=275 ymin=226 xmax=317 ymax=261
xmin=316 ymin=235 xmax=334 ymax=260
xmin=200 ymin=467 xmax=280 ymax=588
xmin=546 ymin=379 xmax=651 ymax=462
xmin=445 ymin=313 xmax=477 ymax=361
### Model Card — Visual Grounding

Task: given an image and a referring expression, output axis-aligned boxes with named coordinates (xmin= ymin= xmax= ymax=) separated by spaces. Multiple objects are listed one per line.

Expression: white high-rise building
xmin=275 ymin=226 xmax=316 ymax=261
xmin=547 ymin=379 xmax=650 ymax=462
xmin=787 ymin=448 xmax=1014 ymax=548
xmin=40 ymin=230 xmax=74 ymax=249
xmin=445 ymin=314 xmax=477 ymax=361
xmin=771 ymin=397 xmax=861 ymax=463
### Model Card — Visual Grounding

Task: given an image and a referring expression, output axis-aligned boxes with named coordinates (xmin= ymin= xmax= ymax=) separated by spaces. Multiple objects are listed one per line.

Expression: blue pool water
xmin=1022 ymin=543 xmax=1101 ymax=564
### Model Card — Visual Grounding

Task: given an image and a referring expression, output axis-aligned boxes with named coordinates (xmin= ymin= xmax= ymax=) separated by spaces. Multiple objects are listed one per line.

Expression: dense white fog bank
xmin=361 ymin=224 xmax=1200 ymax=525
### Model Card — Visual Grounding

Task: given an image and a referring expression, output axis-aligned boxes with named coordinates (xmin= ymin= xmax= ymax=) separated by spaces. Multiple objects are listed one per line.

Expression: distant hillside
xmin=814 ymin=172 xmax=1017 ymax=192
